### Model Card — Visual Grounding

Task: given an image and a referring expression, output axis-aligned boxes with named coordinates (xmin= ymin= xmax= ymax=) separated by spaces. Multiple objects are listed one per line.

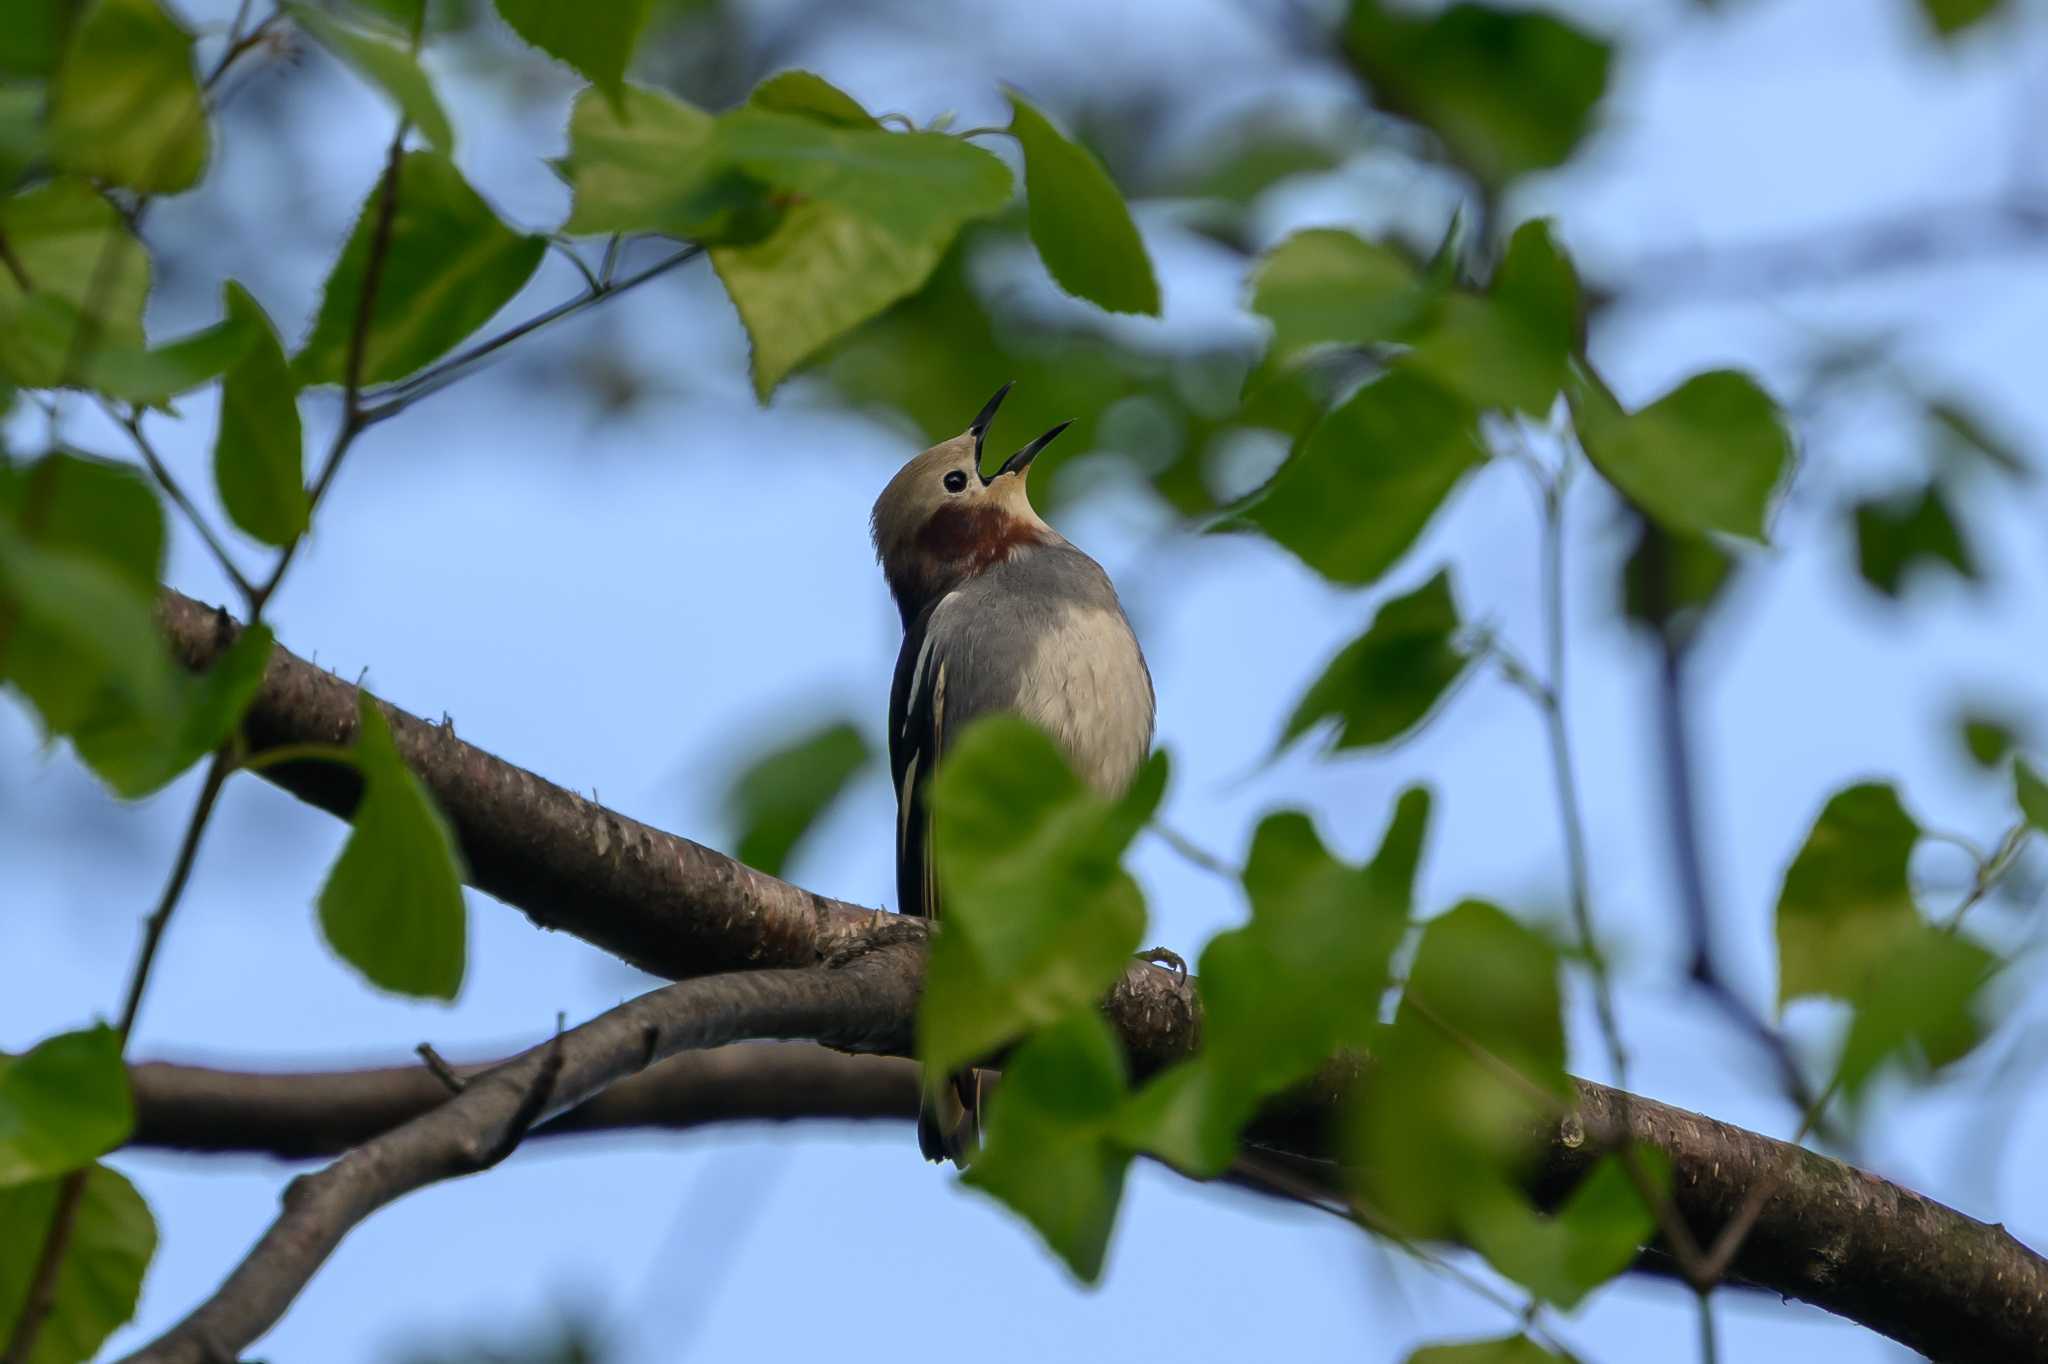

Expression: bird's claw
xmin=1137 ymin=946 xmax=1188 ymax=981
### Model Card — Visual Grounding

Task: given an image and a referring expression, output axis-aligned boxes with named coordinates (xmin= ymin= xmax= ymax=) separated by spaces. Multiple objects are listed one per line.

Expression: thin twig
xmin=1148 ymin=820 xmax=1241 ymax=881
xmin=0 ymin=229 xmax=31 ymax=290
xmin=0 ymin=1170 xmax=88 ymax=1364
xmin=111 ymin=404 xmax=256 ymax=600
xmin=1946 ymin=824 xmax=2027 ymax=933
xmin=414 ymin=1044 xmax=466 ymax=1094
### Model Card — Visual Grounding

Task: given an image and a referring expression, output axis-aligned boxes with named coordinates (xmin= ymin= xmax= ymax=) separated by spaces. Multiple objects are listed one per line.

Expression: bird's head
xmin=871 ymin=382 xmax=1072 ymax=618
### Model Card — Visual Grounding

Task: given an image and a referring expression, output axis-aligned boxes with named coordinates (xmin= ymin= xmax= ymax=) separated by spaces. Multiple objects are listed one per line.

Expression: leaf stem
xmin=110 ymin=403 xmax=256 ymax=600
xmin=0 ymin=1169 xmax=90 ymax=1364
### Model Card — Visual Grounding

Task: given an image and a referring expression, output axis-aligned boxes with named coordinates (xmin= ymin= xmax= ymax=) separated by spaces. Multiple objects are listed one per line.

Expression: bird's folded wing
xmin=889 ymin=592 xmax=957 ymax=922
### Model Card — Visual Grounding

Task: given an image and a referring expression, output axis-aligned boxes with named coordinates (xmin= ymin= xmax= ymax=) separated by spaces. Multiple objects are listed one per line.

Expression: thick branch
xmin=115 ymin=944 xmax=922 ymax=1364
xmin=154 ymin=589 xmax=2048 ymax=1361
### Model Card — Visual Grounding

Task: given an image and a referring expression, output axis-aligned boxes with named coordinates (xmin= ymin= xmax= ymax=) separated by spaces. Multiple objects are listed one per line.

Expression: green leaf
xmin=1918 ymin=0 xmax=2005 ymax=38
xmin=747 ymin=69 xmax=874 ymax=127
xmin=1248 ymin=228 xmax=1429 ymax=372
xmin=723 ymin=718 xmax=870 ymax=878
xmin=1239 ymin=369 xmax=1484 ymax=586
xmin=1344 ymin=0 xmax=1610 ymax=189
xmin=2015 ymin=758 xmax=2048 ymax=834
xmin=317 ymin=696 xmax=468 ymax=1000
xmin=1407 ymin=1335 xmax=1566 ymax=1364
xmin=214 ymin=282 xmax=306 ymax=546
xmin=1621 ymin=518 xmax=1731 ymax=635
xmin=1774 ymin=782 xmax=1921 ymax=1006
xmin=917 ymin=716 xmax=1165 ymax=1079
xmin=713 ymin=199 xmax=953 ymax=401
xmin=0 ymin=178 xmax=151 ymax=388
xmin=1123 ymin=792 xmax=1427 ymax=1175
xmin=0 ymin=1165 xmax=156 ymax=1364
xmin=70 ymin=623 xmax=275 ymax=798
xmin=559 ymin=85 xmax=773 ymax=243
xmin=1958 ymin=712 xmax=2015 ymax=770
xmin=1571 ymin=368 xmax=1791 ymax=542
xmin=961 ymin=1011 xmax=1132 ymax=1283
xmin=1853 ymin=483 xmax=1976 ymax=598
xmin=1282 ymin=570 xmax=1466 ymax=752
xmin=295 ymin=150 xmax=545 ymax=387
xmin=1005 ymin=94 xmax=1158 ymax=316
xmin=495 ymin=0 xmax=651 ymax=110
xmin=717 ymin=109 xmax=1012 ymax=247
xmin=1837 ymin=924 xmax=1996 ymax=1100
xmin=47 ymin=0 xmax=207 ymax=193
xmin=76 ymin=311 xmax=257 ymax=404
xmin=0 ymin=1028 xmax=132 ymax=1187
xmin=1351 ymin=901 xmax=1568 ymax=1245
xmin=0 ymin=0 xmax=72 ymax=77
xmin=1406 ymin=218 xmax=1579 ymax=417
xmin=287 ymin=2 xmax=455 ymax=153
xmin=0 ymin=85 xmax=44 ymax=191
xmin=1926 ymin=396 xmax=2026 ymax=479
xmin=1467 ymin=1150 xmax=1665 ymax=1308
xmin=0 ymin=451 xmax=162 ymax=591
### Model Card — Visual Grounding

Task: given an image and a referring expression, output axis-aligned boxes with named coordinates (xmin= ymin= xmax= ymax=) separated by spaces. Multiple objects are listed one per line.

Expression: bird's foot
xmin=1136 ymin=946 xmax=1188 ymax=981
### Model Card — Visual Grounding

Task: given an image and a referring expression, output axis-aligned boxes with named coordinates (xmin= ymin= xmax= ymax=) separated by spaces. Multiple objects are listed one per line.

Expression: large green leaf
xmin=69 ymin=622 xmax=275 ymax=798
xmin=1123 ymin=792 xmax=1427 ymax=1175
xmin=295 ymin=150 xmax=545 ymax=387
xmin=1407 ymin=1335 xmax=1566 ymax=1364
xmin=47 ymin=0 xmax=207 ymax=193
xmin=495 ymin=0 xmax=652 ymax=109
xmin=723 ymin=718 xmax=870 ymax=879
xmin=1248 ymin=228 xmax=1430 ymax=372
xmin=0 ymin=451 xmax=162 ymax=592
xmin=1465 ymin=1149 xmax=1666 ymax=1309
xmin=918 ymin=716 xmax=1165 ymax=1079
xmin=0 ymin=0 xmax=72 ymax=77
xmin=1836 ymin=924 xmax=1996 ymax=1100
xmin=1281 ymin=569 xmax=1467 ymax=752
xmin=747 ymin=70 xmax=874 ymax=128
xmin=0 ymin=179 xmax=150 ymax=388
xmin=558 ymin=85 xmax=772 ymax=243
xmin=0 ymin=1165 xmax=155 ymax=1364
xmin=1571 ymin=368 xmax=1791 ymax=542
xmin=287 ymin=2 xmax=454 ymax=153
xmin=1774 ymin=782 xmax=1921 ymax=1006
xmin=75 ymin=310 xmax=256 ymax=403
xmin=1918 ymin=0 xmax=2006 ymax=38
xmin=317 ymin=697 xmax=468 ymax=999
xmin=1239 ymin=370 xmax=1484 ymax=586
xmin=1853 ymin=483 xmax=1975 ymax=598
xmin=961 ymin=1012 xmax=1133 ymax=1283
xmin=213 ymin=282 xmax=306 ymax=547
xmin=1005 ymin=94 xmax=1158 ymax=316
xmin=1406 ymin=218 xmax=1579 ymax=417
xmin=0 ymin=1028 xmax=132 ymax=1188
xmin=1343 ymin=0 xmax=1610 ymax=188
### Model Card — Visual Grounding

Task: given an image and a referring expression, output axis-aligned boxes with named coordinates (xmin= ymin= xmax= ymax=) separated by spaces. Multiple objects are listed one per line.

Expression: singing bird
xmin=872 ymin=383 xmax=1156 ymax=1165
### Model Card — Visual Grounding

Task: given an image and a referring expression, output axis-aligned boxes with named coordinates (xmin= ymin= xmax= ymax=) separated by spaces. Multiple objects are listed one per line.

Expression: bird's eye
xmin=943 ymin=470 xmax=969 ymax=494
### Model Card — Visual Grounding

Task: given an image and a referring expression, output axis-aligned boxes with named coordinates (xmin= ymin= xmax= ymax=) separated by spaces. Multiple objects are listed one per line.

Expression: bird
xmin=872 ymin=382 xmax=1156 ymax=1165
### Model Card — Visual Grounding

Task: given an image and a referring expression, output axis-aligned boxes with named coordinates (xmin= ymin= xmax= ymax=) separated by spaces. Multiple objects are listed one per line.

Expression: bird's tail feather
xmin=917 ymin=1067 xmax=982 ymax=1166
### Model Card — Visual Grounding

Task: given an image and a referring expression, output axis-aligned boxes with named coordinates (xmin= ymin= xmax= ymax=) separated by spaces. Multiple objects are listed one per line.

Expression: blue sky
xmin=6 ymin=0 xmax=2047 ymax=1359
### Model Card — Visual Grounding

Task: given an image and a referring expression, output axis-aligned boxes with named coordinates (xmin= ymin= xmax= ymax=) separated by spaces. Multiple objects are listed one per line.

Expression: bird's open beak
xmin=993 ymin=420 xmax=1074 ymax=481
xmin=969 ymin=381 xmax=1015 ymax=468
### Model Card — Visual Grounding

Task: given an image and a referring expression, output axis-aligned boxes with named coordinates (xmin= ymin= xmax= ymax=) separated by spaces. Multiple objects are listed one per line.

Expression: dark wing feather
xmin=889 ymin=594 xmax=950 ymax=922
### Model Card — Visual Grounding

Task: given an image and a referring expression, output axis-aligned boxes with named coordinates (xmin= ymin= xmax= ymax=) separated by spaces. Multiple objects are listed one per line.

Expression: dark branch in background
xmin=151 ymin=589 xmax=2048 ymax=1362
xmin=114 ymin=944 xmax=924 ymax=1364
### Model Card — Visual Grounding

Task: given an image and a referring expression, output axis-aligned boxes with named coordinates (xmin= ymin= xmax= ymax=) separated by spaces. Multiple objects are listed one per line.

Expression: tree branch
xmin=152 ymin=588 xmax=2048 ymax=1362
xmin=114 ymin=942 xmax=924 ymax=1364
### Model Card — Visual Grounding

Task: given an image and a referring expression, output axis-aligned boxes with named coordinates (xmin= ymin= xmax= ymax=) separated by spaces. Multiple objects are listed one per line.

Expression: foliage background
xmin=5 ymin=0 xmax=2048 ymax=1360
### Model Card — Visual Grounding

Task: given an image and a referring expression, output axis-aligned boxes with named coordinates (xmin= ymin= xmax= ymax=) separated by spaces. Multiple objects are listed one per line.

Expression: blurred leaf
xmin=1958 ymin=712 xmax=2014 ymax=770
xmin=1407 ymin=1334 xmax=1566 ymax=1364
xmin=559 ymin=85 xmax=773 ymax=243
xmin=1407 ymin=218 xmax=1579 ymax=417
xmin=1248 ymin=228 xmax=1429 ymax=373
xmin=723 ymin=718 xmax=870 ymax=878
xmin=1181 ymin=118 xmax=1350 ymax=205
xmin=0 ymin=0 xmax=71 ymax=76
xmin=1853 ymin=483 xmax=1976 ymax=598
xmin=70 ymin=623 xmax=274 ymax=798
xmin=214 ymin=282 xmax=306 ymax=546
xmin=296 ymin=150 xmax=544 ymax=387
xmin=317 ymin=697 xmax=468 ymax=1000
xmin=1775 ymin=782 xmax=1921 ymax=1006
xmin=746 ymin=69 xmax=874 ymax=127
xmin=718 ymin=109 xmax=1011 ymax=246
xmin=1571 ymin=368 xmax=1790 ymax=542
xmin=962 ymin=1011 xmax=1132 ymax=1283
xmin=1282 ymin=570 xmax=1466 ymax=752
xmin=0 ymin=451 xmax=162 ymax=591
xmin=2016 ymin=757 xmax=2048 ymax=834
xmin=1926 ymin=396 xmax=2026 ymax=478
xmin=1837 ymin=923 xmax=1995 ymax=1100
xmin=76 ymin=311 xmax=256 ymax=403
xmin=714 ymin=200 xmax=952 ymax=401
xmin=288 ymin=2 xmax=455 ymax=153
xmin=1123 ymin=792 xmax=1427 ymax=1175
xmin=1343 ymin=0 xmax=1610 ymax=188
xmin=1918 ymin=0 xmax=2004 ymax=37
xmin=494 ymin=0 xmax=652 ymax=109
xmin=1621 ymin=517 xmax=1731 ymax=635
xmin=0 ymin=1165 xmax=155 ymax=1364
xmin=0 ymin=85 xmax=43 ymax=190
xmin=1239 ymin=370 xmax=1483 ymax=586
xmin=1352 ymin=901 xmax=1569 ymax=1246
xmin=918 ymin=716 xmax=1164 ymax=1078
xmin=1467 ymin=1150 xmax=1665 ymax=1309
xmin=0 ymin=178 xmax=150 ymax=388
xmin=1005 ymin=94 xmax=1158 ymax=316
xmin=0 ymin=1028 xmax=131 ymax=1187
xmin=47 ymin=0 xmax=206 ymax=193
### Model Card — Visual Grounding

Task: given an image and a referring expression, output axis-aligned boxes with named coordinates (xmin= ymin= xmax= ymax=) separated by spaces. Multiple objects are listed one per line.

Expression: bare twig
xmin=110 ymin=405 xmax=256 ymax=600
xmin=414 ymin=1044 xmax=466 ymax=1095
xmin=0 ymin=1171 xmax=89 ymax=1364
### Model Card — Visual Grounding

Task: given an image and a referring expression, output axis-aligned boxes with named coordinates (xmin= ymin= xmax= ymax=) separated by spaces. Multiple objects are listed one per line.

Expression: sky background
xmin=6 ymin=0 xmax=2048 ymax=1359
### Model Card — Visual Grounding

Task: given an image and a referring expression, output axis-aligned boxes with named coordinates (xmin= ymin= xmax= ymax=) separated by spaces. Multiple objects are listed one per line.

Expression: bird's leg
xmin=1136 ymin=946 xmax=1187 ymax=981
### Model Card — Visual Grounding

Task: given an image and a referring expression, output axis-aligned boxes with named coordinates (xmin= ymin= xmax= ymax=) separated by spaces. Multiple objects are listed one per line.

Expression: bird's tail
xmin=917 ymin=1066 xmax=982 ymax=1166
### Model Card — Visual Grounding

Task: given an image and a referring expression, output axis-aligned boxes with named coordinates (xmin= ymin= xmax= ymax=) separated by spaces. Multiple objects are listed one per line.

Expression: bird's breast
xmin=1008 ymin=602 xmax=1155 ymax=798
